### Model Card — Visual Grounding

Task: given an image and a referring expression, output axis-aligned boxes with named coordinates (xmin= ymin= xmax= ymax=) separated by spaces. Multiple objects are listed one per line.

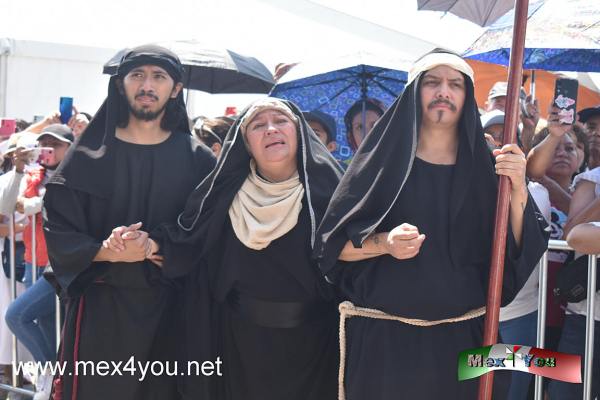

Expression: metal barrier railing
xmin=2 ymin=210 xmax=60 ymax=398
xmin=1 ymin=229 xmax=598 ymax=398
xmin=31 ymin=214 xmax=36 ymax=286
xmin=8 ymin=213 xmax=23 ymax=396
xmin=534 ymin=239 xmax=597 ymax=400
xmin=534 ymin=250 xmax=548 ymax=400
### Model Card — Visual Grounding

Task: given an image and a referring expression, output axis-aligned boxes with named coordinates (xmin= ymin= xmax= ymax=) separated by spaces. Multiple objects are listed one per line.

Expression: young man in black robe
xmin=42 ymin=45 xmax=216 ymax=400
xmin=314 ymin=50 xmax=550 ymax=399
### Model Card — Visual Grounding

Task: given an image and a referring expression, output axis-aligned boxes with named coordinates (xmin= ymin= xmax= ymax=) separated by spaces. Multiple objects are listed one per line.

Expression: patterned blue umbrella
xmin=270 ymin=54 xmax=409 ymax=161
xmin=464 ymin=0 xmax=600 ymax=72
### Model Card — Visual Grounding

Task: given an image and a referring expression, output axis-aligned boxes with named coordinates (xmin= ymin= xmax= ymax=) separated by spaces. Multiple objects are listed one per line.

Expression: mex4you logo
xmin=458 ymin=344 xmax=581 ymax=383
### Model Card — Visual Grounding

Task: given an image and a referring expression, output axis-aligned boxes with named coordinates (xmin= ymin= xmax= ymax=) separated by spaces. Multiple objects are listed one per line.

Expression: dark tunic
xmin=43 ymin=133 xmax=215 ymax=400
xmin=339 ymin=157 xmax=545 ymax=400
xmin=210 ymin=200 xmax=338 ymax=400
xmin=151 ymin=99 xmax=344 ymax=400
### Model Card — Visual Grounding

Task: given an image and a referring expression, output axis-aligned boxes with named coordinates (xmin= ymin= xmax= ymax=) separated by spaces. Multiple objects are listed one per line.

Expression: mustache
xmin=428 ymin=99 xmax=457 ymax=112
xmin=135 ymin=90 xmax=159 ymax=101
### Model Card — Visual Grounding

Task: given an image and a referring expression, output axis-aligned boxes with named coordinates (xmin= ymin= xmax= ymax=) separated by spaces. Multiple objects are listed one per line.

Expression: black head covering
xmin=170 ymin=97 xmax=344 ymax=261
xmin=314 ymin=49 xmax=499 ymax=280
xmin=49 ymin=44 xmax=190 ymax=198
xmin=116 ymin=45 xmax=183 ymax=82
xmin=578 ymin=105 xmax=600 ymax=123
xmin=303 ymin=110 xmax=337 ymax=144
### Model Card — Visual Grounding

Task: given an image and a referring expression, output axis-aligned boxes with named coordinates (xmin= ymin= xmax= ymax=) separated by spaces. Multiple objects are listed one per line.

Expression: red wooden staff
xmin=478 ymin=0 xmax=530 ymax=399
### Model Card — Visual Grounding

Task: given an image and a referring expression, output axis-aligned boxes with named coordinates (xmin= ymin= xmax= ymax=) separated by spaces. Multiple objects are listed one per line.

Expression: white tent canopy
xmin=9 ymin=0 xmax=596 ymax=120
xmin=0 ymin=0 xmax=446 ymax=70
xmin=1 ymin=1 xmax=453 ymax=119
xmin=0 ymin=39 xmax=114 ymax=120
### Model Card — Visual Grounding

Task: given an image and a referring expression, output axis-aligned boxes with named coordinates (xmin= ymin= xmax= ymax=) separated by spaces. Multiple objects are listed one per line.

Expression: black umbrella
xmin=103 ymin=40 xmax=275 ymax=94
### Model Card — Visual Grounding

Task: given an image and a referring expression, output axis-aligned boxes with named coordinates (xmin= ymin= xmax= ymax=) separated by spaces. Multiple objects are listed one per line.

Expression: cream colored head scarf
xmin=407 ymin=51 xmax=474 ymax=86
xmin=228 ymin=159 xmax=304 ymax=250
xmin=239 ymin=98 xmax=299 ymax=136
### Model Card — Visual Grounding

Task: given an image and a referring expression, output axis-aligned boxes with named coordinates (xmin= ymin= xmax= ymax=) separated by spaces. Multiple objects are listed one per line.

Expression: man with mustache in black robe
xmin=314 ymin=50 xmax=550 ymax=399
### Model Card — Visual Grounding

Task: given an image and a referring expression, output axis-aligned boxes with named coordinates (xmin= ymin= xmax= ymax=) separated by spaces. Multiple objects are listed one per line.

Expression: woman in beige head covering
xmin=142 ymin=98 xmax=344 ymax=399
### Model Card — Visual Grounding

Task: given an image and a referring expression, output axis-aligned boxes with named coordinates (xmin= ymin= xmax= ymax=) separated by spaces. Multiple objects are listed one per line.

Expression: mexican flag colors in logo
xmin=458 ymin=344 xmax=581 ymax=383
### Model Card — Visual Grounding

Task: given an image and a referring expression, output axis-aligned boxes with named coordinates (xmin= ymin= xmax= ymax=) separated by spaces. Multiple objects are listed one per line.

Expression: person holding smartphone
xmin=23 ymin=106 xmax=90 ymax=139
xmin=0 ymin=124 xmax=73 ymax=400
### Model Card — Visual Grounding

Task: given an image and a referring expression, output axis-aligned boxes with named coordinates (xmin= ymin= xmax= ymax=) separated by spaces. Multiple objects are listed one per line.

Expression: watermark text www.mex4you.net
xmin=14 ymin=356 xmax=223 ymax=381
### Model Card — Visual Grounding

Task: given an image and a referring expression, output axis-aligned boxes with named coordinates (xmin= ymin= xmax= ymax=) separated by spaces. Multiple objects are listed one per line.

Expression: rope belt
xmin=337 ymin=301 xmax=486 ymax=400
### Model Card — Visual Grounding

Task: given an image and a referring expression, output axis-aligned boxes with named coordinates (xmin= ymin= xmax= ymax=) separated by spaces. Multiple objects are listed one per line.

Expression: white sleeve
xmin=572 ymin=167 xmax=600 ymax=197
xmin=0 ymin=170 xmax=25 ymax=216
xmin=528 ymin=181 xmax=551 ymax=223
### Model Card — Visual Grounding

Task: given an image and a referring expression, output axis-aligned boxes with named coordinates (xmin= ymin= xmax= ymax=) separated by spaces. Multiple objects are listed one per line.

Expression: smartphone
xmin=519 ymin=90 xmax=531 ymax=119
xmin=553 ymin=78 xmax=578 ymax=124
xmin=37 ymin=148 xmax=55 ymax=165
xmin=0 ymin=119 xmax=16 ymax=138
xmin=59 ymin=97 xmax=74 ymax=124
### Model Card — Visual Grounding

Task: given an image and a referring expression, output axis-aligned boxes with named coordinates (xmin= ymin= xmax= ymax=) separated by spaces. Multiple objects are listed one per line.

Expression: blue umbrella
xmin=464 ymin=0 xmax=600 ymax=72
xmin=270 ymin=54 xmax=409 ymax=161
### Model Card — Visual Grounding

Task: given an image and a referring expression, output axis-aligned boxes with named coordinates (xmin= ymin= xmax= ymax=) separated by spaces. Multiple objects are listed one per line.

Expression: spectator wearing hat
xmin=485 ymin=81 xmax=540 ymax=154
xmin=1 ymin=124 xmax=73 ymax=400
xmin=303 ymin=110 xmax=337 ymax=153
xmin=578 ymin=105 xmax=600 ymax=169
xmin=0 ymin=125 xmax=73 ymax=287
xmin=481 ymin=109 xmax=521 ymax=149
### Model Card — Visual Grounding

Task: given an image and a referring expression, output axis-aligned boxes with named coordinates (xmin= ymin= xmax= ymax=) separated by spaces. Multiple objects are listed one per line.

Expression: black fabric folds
xmin=311 ymin=51 xmax=551 ymax=400
xmin=117 ymin=45 xmax=184 ymax=83
xmin=314 ymin=57 xmax=523 ymax=282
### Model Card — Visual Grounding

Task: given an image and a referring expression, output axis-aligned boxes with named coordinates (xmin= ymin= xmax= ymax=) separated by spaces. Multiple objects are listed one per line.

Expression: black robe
xmin=314 ymin=51 xmax=550 ymax=400
xmin=213 ymin=199 xmax=338 ymax=400
xmin=340 ymin=157 xmax=546 ymax=399
xmin=151 ymin=99 xmax=344 ymax=400
xmin=43 ymin=133 xmax=216 ymax=400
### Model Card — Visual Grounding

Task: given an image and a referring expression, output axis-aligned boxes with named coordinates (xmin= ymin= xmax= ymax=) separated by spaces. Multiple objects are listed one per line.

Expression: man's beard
xmin=127 ymin=93 xmax=169 ymax=122
xmin=427 ymin=99 xmax=457 ymax=124
xmin=436 ymin=110 xmax=444 ymax=123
